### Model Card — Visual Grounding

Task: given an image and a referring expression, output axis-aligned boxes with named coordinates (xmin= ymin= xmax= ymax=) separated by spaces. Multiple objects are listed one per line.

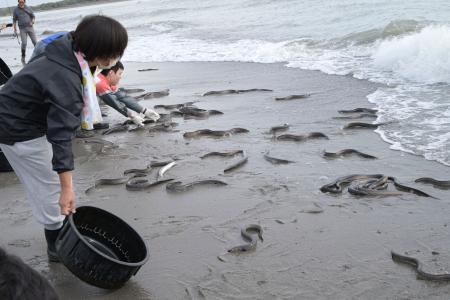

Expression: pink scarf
xmin=73 ymin=51 xmax=103 ymax=130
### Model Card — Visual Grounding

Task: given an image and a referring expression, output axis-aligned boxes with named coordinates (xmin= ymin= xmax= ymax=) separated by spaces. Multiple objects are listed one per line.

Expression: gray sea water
xmin=3 ymin=0 xmax=450 ymax=165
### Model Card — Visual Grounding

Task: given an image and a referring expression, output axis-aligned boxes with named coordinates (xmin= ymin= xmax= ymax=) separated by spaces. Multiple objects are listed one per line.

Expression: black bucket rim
xmin=68 ymin=206 xmax=150 ymax=267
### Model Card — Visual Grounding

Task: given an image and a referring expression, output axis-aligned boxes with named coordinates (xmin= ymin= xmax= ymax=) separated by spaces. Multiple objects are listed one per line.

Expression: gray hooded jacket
xmin=0 ymin=33 xmax=82 ymax=173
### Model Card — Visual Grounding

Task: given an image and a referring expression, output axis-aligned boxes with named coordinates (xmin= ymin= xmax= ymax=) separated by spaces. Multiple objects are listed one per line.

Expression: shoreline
xmin=1 ymin=61 xmax=450 ymax=299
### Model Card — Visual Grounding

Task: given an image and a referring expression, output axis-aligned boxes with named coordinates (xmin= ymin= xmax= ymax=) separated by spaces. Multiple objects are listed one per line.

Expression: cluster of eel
xmin=331 ymin=107 xmax=450 ymax=279
xmin=102 ymin=100 xmax=232 ymax=136
xmin=322 ymin=149 xmax=377 ymax=160
xmin=320 ymin=174 xmax=434 ymax=198
xmin=122 ymin=87 xmax=170 ymax=100
xmin=112 ymin=90 xmax=449 ymax=269
xmin=155 ymin=101 xmax=225 ymax=119
xmin=199 ymin=148 xmax=295 ymax=176
xmin=202 ymin=88 xmax=273 ymax=96
xmin=96 ymin=90 xmax=448 ymax=261
xmin=201 ymin=88 xmax=311 ymax=102
xmin=85 ymin=160 xmax=227 ymax=194
xmin=100 ymin=112 xmax=178 ymax=135
xmin=266 ymin=123 xmax=329 ymax=143
xmin=200 ymin=150 xmax=249 ymax=173
xmin=332 ymin=107 xmax=395 ymax=130
xmin=184 ymin=128 xmax=249 ymax=139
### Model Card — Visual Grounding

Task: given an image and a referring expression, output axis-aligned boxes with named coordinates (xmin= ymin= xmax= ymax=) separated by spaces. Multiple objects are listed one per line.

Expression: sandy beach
xmin=0 ymin=60 xmax=449 ymax=299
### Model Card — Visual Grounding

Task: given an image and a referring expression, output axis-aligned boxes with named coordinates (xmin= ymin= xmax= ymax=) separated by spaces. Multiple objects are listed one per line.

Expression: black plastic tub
xmin=0 ymin=150 xmax=13 ymax=172
xmin=55 ymin=206 xmax=149 ymax=289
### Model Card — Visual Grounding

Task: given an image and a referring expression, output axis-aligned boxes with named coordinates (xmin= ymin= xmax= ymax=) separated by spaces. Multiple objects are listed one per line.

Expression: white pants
xmin=0 ymin=136 xmax=64 ymax=229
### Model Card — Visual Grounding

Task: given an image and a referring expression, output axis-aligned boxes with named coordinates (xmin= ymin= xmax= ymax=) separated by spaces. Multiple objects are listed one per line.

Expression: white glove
xmin=128 ymin=111 xmax=144 ymax=127
xmin=142 ymin=108 xmax=160 ymax=122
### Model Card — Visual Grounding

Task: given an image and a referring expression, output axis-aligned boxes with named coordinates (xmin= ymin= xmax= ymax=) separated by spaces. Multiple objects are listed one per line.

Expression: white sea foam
xmin=123 ymin=36 xmax=295 ymax=63
xmin=372 ymin=25 xmax=450 ymax=84
xmin=368 ymin=86 xmax=450 ymax=166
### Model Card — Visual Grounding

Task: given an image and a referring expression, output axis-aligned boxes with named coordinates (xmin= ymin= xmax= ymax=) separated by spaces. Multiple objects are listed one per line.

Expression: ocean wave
xmin=125 ymin=21 xmax=449 ymax=84
xmin=329 ymin=19 xmax=426 ymax=47
xmin=372 ymin=25 xmax=450 ymax=84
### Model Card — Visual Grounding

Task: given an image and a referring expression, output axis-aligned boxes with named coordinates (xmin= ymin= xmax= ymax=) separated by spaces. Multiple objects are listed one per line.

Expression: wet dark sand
xmin=1 ymin=61 xmax=450 ymax=299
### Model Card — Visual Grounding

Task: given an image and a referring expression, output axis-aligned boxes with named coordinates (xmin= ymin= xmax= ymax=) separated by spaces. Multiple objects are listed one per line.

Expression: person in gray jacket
xmin=13 ymin=0 xmax=37 ymax=63
xmin=0 ymin=15 xmax=128 ymax=262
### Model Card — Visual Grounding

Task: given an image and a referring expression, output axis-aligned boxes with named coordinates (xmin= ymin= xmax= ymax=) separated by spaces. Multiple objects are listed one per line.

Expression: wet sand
xmin=1 ymin=61 xmax=450 ymax=299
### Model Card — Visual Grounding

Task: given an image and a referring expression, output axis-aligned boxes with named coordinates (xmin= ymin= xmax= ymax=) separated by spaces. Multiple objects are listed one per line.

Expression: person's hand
xmin=130 ymin=114 xmax=145 ymax=127
xmin=59 ymin=188 xmax=76 ymax=215
xmin=143 ymin=108 xmax=160 ymax=121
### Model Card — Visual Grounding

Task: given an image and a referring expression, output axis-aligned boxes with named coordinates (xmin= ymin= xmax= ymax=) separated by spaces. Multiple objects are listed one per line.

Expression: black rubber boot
xmin=93 ymin=122 xmax=109 ymax=130
xmin=44 ymin=228 xmax=61 ymax=263
xmin=75 ymin=129 xmax=95 ymax=138
xmin=21 ymin=49 xmax=26 ymax=64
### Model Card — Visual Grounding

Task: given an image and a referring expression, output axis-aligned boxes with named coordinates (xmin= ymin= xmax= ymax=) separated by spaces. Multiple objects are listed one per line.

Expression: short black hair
xmin=72 ymin=15 xmax=128 ymax=62
xmin=100 ymin=60 xmax=124 ymax=76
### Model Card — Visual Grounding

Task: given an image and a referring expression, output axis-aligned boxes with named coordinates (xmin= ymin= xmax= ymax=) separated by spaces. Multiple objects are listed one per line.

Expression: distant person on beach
xmin=0 ymin=15 xmax=128 ymax=262
xmin=13 ymin=0 xmax=37 ymax=63
xmin=96 ymin=61 xmax=160 ymax=126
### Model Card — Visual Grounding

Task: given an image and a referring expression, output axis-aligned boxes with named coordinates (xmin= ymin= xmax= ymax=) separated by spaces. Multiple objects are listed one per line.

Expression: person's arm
xmin=97 ymin=75 xmax=140 ymax=116
xmin=99 ymin=93 xmax=145 ymax=126
xmin=98 ymin=92 xmax=129 ymax=117
xmin=58 ymin=171 xmax=76 ymax=215
xmin=12 ymin=10 xmax=17 ymax=33
xmin=45 ymin=93 xmax=82 ymax=173
xmin=114 ymin=89 xmax=160 ymax=121
xmin=43 ymin=69 xmax=83 ymax=215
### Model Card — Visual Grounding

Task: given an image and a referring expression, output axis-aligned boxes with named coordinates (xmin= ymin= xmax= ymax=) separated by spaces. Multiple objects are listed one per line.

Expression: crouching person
xmin=96 ymin=61 xmax=160 ymax=126
xmin=0 ymin=15 xmax=128 ymax=262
